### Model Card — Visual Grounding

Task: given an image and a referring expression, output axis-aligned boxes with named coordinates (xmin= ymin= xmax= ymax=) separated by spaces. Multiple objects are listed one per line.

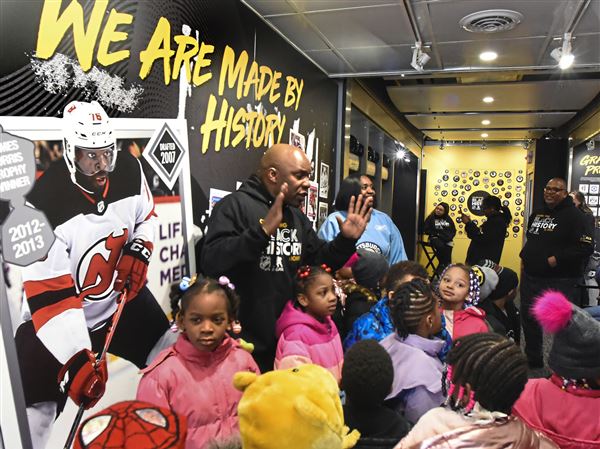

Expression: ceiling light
xmin=411 ymin=42 xmax=431 ymax=72
xmin=482 ymin=96 xmax=494 ymax=103
xmin=479 ymin=51 xmax=497 ymax=61
xmin=396 ymin=149 xmax=407 ymax=160
xmin=481 ymin=119 xmax=491 ymax=125
xmin=550 ymin=32 xmax=574 ymax=69
xmin=481 ymin=133 xmax=489 ymax=138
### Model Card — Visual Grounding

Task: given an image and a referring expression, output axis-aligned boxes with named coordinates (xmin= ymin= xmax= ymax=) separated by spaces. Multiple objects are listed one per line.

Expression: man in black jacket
xmin=200 ymin=144 xmax=372 ymax=371
xmin=519 ymin=177 xmax=593 ymax=368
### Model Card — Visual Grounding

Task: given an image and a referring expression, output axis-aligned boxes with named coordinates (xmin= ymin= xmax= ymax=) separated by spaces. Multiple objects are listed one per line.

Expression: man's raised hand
xmin=262 ymin=182 xmax=288 ymax=236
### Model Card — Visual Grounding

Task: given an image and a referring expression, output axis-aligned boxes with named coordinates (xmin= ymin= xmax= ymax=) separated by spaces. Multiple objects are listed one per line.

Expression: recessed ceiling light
xmin=479 ymin=51 xmax=497 ymax=61
xmin=481 ymin=119 xmax=491 ymax=125
xmin=483 ymin=96 xmax=494 ymax=103
xmin=481 ymin=133 xmax=489 ymax=138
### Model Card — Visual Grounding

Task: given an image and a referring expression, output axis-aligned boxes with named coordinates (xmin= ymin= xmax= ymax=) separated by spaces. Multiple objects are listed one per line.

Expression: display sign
xmin=0 ymin=126 xmax=54 ymax=266
xmin=571 ymin=143 xmax=600 ymax=217
xmin=143 ymin=123 xmax=187 ymax=192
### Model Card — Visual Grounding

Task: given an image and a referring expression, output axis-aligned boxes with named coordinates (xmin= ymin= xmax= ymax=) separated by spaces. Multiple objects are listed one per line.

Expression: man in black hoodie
xmin=200 ymin=144 xmax=372 ymax=371
xmin=519 ymin=177 xmax=593 ymax=368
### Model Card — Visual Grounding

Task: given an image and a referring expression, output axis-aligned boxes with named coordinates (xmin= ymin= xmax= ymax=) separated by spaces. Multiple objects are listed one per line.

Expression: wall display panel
xmin=0 ymin=1 xmax=341 ymax=445
xmin=0 ymin=0 xmax=339 ymax=234
xmin=0 ymin=117 xmax=192 ymax=448
xmin=421 ymin=145 xmax=528 ymax=275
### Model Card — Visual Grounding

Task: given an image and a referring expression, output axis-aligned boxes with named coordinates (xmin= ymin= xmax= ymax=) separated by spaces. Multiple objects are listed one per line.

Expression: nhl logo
xmin=97 ymin=201 xmax=105 ymax=213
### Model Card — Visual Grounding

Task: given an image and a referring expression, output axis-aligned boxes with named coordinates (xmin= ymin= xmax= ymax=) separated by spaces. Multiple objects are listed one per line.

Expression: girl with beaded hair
xmin=437 ymin=263 xmax=489 ymax=340
xmin=274 ymin=265 xmax=344 ymax=382
xmin=396 ymin=333 xmax=558 ymax=449
xmin=379 ymin=278 xmax=445 ymax=424
xmin=137 ymin=275 xmax=259 ymax=449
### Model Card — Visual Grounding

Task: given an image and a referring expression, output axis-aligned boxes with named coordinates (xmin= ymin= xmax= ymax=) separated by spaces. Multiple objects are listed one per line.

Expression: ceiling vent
xmin=459 ymin=9 xmax=524 ymax=33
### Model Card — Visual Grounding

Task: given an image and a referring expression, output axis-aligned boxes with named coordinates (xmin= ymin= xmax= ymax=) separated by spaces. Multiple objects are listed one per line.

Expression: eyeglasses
xmin=544 ymin=186 xmax=566 ymax=193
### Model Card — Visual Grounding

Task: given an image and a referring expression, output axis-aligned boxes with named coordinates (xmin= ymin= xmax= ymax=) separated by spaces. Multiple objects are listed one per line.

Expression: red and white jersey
xmin=22 ymin=152 xmax=155 ymax=364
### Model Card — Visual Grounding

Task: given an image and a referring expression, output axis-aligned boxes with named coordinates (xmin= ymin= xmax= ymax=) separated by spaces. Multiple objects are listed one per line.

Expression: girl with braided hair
xmin=437 ymin=264 xmax=489 ymax=339
xmin=274 ymin=265 xmax=344 ymax=382
xmin=396 ymin=333 xmax=558 ymax=449
xmin=380 ymin=278 xmax=445 ymax=424
xmin=137 ymin=275 xmax=259 ymax=449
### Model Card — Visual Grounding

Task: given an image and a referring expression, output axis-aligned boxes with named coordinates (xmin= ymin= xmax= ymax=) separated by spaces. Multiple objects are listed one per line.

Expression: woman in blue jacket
xmin=318 ymin=174 xmax=407 ymax=264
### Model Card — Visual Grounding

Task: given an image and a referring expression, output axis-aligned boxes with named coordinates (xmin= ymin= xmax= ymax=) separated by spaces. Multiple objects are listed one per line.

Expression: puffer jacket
xmin=513 ymin=375 xmax=600 ymax=449
xmin=397 ymin=407 xmax=558 ymax=449
xmin=274 ymin=301 xmax=343 ymax=382
xmin=137 ymin=334 xmax=259 ymax=449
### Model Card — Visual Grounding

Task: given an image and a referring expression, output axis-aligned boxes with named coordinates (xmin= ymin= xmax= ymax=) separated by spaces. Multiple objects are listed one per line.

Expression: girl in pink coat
xmin=274 ymin=265 xmax=343 ymax=382
xmin=437 ymin=264 xmax=489 ymax=339
xmin=137 ymin=275 xmax=259 ymax=449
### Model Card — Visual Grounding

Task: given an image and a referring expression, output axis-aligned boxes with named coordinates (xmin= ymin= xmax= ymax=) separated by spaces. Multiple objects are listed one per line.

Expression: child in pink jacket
xmin=137 ymin=275 xmax=259 ymax=449
xmin=437 ymin=264 xmax=489 ymax=339
xmin=513 ymin=291 xmax=600 ymax=449
xmin=275 ymin=265 xmax=343 ymax=382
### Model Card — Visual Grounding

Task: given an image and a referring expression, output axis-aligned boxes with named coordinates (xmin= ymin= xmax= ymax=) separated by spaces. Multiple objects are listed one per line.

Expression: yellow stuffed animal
xmin=233 ymin=364 xmax=360 ymax=449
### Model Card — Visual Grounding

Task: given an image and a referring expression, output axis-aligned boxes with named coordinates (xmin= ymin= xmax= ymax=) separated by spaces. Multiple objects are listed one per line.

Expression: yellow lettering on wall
xmin=219 ymin=46 xmax=248 ymax=99
xmin=284 ymin=76 xmax=304 ymax=110
xmin=585 ymin=165 xmax=600 ymax=175
xmin=97 ymin=8 xmax=133 ymax=66
xmin=200 ymin=94 xmax=228 ymax=153
xmin=139 ymin=17 xmax=175 ymax=83
xmin=268 ymin=70 xmax=282 ymax=104
xmin=172 ymin=35 xmax=198 ymax=82
xmin=36 ymin=0 xmax=108 ymax=71
xmin=242 ymin=61 xmax=260 ymax=98
xmin=192 ymin=42 xmax=215 ymax=87
xmin=580 ymin=154 xmax=600 ymax=166
xmin=200 ymin=96 xmax=287 ymax=153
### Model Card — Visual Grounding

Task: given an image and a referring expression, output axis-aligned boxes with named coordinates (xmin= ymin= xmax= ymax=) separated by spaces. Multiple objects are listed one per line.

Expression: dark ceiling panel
xmin=387 ymin=80 xmax=600 ymax=113
xmin=406 ymin=112 xmax=577 ymax=129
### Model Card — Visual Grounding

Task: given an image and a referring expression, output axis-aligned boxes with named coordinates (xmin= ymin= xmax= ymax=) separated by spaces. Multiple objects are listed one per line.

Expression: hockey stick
xmin=63 ymin=288 xmax=128 ymax=449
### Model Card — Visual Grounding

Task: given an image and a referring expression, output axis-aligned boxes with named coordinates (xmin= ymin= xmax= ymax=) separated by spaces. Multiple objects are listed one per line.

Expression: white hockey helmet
xmin=63 ymin=101 xmax=117 ymax=185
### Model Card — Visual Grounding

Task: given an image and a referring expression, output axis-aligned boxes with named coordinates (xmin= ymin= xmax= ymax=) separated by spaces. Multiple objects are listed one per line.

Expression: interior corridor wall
xmin=420 ymin=145 xmax=528 ymax=275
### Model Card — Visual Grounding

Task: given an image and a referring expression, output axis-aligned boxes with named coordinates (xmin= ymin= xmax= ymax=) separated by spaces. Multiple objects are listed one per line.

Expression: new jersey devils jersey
xmin=22 ymin=152 xmax=155 ymax=364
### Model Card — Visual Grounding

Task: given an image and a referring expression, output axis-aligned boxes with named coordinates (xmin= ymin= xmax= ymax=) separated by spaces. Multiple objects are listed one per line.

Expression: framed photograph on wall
xmin=319 ymin=162 xmax=329 ymax=198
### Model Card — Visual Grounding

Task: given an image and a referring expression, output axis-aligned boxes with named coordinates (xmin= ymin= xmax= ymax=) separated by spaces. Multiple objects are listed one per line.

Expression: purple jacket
xmin=275 ymin=301 xmax=343 ymax=382
xmin=380 ymin=333 xmax=446 ymax=423
xmin=137 ymin=334 xmax=259 ymax=449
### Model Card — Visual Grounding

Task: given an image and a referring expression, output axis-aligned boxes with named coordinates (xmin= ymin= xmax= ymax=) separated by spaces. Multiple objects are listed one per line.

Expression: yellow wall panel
xmin=420 ymin=144 xmax=528 ymax=275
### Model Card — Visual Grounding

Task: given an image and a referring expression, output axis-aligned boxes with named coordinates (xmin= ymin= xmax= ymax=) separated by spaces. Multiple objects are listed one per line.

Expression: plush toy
xmin=233 ymin=364 xmax=360 ymax=449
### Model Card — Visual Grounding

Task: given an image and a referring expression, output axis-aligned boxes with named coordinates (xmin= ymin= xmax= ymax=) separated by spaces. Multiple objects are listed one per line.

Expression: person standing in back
xmin=519 ymin=177 xmax=593 ymax=368
xmin=460 ymin=195 xmax=511 ymax=265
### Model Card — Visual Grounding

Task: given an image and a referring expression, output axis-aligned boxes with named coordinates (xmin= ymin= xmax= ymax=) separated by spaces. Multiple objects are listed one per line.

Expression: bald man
xmin=519 ymin=177 xmax=593 ymax=368
xmin=200 ymin=144 xmax=372 ymax=370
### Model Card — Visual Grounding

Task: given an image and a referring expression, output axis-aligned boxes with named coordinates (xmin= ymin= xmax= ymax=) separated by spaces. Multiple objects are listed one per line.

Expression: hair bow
xmin=218 ymin=275 xmax=235 ymax=290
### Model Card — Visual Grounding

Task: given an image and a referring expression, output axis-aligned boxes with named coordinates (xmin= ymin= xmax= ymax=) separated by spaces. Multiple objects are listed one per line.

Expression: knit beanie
xmin=351 ymin=249 xmax=389 ymax=290
xmin=488 ymin=266 xmax=518 ymax=300
xmin=471 ymin=264 xmax=499 ymax=301
xmin=74 ymin=401 xmax=187 ymax=449
xmin=533 ymin=290 xmax=600 ymax=379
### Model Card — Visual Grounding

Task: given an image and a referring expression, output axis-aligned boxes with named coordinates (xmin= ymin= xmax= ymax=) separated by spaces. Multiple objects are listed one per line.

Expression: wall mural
xmin=432 ymin=168 xmax=527 ymax=239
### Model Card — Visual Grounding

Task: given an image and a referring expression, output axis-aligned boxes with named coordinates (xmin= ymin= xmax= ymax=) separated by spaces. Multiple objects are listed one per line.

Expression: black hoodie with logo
xmin=200 ymin=175 xmax=356 ymax=369
xmin=520 ymin=196 xmax=593 ymax=278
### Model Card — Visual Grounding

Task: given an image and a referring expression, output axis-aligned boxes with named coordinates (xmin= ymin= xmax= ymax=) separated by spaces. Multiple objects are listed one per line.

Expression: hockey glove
xmin=114 ymin=239 xmax=153 ymax=300
xmin=58 ymin=349 xmax=108 ymax=410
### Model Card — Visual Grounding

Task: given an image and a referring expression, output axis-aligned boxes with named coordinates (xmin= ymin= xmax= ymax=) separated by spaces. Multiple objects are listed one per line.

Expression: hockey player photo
xmin=14 ymin=101 xmax=174 ymax=448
